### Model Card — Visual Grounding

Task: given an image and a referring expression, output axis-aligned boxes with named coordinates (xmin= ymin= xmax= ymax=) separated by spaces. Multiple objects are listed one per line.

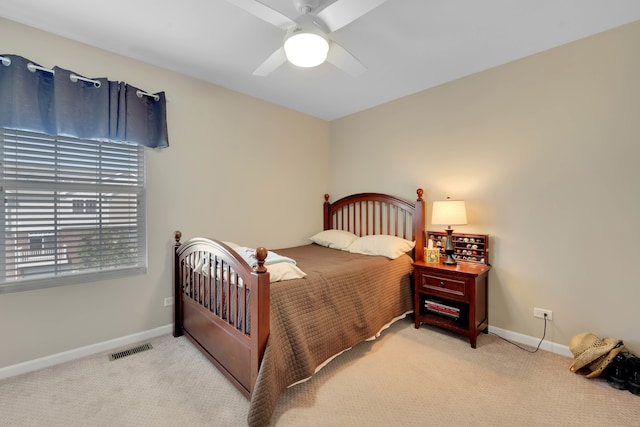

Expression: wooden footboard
xmin=173 ymin=232 xmax=270 ymax=398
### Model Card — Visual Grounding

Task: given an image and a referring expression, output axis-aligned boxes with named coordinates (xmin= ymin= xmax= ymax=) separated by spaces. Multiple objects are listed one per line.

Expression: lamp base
xmin=443 ymin=228 xmax=457 ymax=265
xmin=442 ymin=254 xmax=457 ymax=265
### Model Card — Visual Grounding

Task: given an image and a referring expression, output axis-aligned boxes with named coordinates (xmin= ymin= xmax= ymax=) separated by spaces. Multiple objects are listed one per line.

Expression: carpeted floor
xmin=1 ymin=317 xmax=638 ymax=426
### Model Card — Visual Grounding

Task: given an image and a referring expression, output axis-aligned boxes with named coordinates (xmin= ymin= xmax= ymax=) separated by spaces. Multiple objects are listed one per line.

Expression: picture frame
xmin=425 ymin=248 xmax=440 ymax=263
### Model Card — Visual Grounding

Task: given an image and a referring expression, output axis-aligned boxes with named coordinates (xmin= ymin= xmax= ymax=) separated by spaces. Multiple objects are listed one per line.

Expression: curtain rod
xmin=0 ymin=57 xmax=159 ymax=100
xmin=136 ymin=90 xmax=160 ymax=102
xmin=25 ymin=62 xmax=101 ymax=88
xmin=70 ymin=73 xmax=102 ymax=88
xmin=26 ymin=62 xmax=102 ymax=89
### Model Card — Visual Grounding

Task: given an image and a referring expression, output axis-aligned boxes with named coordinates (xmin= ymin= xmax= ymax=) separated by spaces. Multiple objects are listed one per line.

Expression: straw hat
xmin=569 ymin=332 xmax=625 ymax=378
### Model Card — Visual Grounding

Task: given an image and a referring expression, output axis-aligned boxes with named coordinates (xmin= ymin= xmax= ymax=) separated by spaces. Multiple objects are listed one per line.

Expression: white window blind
xmin=0 ymin=128 xmax=146 ymax=293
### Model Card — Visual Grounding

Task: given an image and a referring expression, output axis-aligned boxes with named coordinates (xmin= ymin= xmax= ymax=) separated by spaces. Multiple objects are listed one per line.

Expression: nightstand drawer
xmin=419 ymin=274 xmax=466 ymax=297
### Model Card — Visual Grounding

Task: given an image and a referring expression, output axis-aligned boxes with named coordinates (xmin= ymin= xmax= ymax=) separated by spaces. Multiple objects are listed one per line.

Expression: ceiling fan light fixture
xmin=283 ymin=29 xmax=329 ymax=68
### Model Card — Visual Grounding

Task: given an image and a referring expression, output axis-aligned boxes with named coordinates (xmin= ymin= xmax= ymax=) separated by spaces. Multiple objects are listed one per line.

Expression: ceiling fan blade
xmin=224 ymin=0 xmax=295 ymax=30
xmin=326 ymin=42 xmax=367 ymax=77
xmin=316 ymin=0 xmax=388 ymax=33
xmin=253 ymin=47 xmax=287 ymax=76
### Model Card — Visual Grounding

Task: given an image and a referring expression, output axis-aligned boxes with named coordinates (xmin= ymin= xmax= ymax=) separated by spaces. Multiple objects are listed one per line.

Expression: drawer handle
xmin=440 ymin=281 xmax=445 ymax=287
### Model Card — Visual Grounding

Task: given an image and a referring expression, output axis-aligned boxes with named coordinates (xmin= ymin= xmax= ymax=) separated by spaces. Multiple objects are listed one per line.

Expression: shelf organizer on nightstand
xmin=413 ymin=260 xmax=491 ymax=348
xmin=427 ymin=231 xmax=489 ymax=264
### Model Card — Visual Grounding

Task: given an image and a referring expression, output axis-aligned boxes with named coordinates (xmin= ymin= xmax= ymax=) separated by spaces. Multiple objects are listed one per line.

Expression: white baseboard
xmin=0 ymin=324 xmax=173 ymax=380
xmin=0 ymin=323 xmax=572 ymax=381
xmin=488 ymin=325 xmax=572 ymax=358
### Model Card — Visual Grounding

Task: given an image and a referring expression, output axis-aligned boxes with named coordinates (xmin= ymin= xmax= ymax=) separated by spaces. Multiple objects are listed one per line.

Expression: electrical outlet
xmin=533 ymin=307 xmax=552 ymax=320
xmin=164 ymin=297 xmax=174 ymax=307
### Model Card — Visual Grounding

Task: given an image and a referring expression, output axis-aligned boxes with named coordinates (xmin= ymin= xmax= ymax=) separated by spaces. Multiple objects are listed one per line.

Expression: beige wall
xmin=2 ymin=17 xmax=639 ymax=369
xmin=330 ymin=21 xmax=640 ymax=353
xmin=0 ymin=18 xmax=330 ymax=368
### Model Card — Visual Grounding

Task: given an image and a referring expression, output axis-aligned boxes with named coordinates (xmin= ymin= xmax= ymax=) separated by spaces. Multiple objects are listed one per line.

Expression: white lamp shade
xmin=284 ymin=32 xmax=329 ymax=67
xmin=431 ymin=200 xmax=467 ymax=226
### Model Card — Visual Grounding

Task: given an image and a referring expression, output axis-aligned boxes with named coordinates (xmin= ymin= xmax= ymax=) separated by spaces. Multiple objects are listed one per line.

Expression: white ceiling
xmin=2 ymin=0 xmax=640 ymax=121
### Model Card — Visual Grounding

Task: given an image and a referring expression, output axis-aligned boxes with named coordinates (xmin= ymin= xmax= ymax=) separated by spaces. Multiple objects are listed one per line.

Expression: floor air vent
xmin=109 ymin=343 xmax=153 ymax=361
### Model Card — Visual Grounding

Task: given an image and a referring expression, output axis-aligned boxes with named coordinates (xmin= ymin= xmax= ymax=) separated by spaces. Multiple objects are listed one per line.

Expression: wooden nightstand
xmin=413 ymin=260 xmax=491 ymax=348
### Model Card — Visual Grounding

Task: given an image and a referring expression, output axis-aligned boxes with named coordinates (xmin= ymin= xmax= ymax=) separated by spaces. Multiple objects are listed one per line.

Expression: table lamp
xmin=431 ymin=197 xmax=467 ymax=265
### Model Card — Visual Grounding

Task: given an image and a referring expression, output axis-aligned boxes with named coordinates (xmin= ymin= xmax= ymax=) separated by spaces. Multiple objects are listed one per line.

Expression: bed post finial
xmin=255 ymin=247 xmax=268 ymax=273
xmin=416 ymin=188 xmax=424 ymax=201
xmin=174 ymin=231 xmax=182 ymax=245
xmin=324 ymin=194 xmax=330 ymax=202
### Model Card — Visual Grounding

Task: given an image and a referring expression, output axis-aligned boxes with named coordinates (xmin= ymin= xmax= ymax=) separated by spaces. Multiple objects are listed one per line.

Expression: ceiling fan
xmin=225 ymin=0 xmax=388 ymax=76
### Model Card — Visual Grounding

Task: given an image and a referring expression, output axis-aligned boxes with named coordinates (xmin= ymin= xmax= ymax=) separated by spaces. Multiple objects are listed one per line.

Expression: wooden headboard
xmin=323 ymin=188 xmax=425 ymax=262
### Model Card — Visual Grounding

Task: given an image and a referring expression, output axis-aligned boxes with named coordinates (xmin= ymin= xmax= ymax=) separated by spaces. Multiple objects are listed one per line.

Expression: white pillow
xmin=267 ymin=262 xmax=307 ymax=282
xmin=347 ymin=235 xmax=415 ymax=260
xmin=309 ymin=229 xmax=359 ymax=250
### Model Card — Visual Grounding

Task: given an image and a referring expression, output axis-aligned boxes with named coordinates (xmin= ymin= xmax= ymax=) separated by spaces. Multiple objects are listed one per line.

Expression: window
xmin=29 ymin=233 xmax=56 ymax=251
xmin=72 ymin=198 xmax=98 ymax=214
xmin=0 ymin=128 xmax=146 ymax=293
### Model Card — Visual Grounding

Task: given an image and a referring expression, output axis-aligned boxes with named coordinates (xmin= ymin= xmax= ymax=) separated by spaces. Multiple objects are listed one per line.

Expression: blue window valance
xmin=0 ymin=54 xmax=168 ymax=149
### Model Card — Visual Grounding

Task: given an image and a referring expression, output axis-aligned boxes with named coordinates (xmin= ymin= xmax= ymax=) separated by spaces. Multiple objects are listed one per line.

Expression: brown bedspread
xmin=247 ymin=244 xmax=414 ymax=426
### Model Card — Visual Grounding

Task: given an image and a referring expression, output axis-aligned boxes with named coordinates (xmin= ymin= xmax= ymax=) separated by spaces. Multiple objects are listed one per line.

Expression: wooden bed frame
xmin=173 ymin=189 xmax=425 ymax=400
